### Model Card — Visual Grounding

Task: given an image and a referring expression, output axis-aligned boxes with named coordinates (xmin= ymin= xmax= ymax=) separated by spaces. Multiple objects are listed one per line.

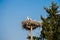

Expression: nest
xmin=22 ymin=20 xmax=41 ymax=30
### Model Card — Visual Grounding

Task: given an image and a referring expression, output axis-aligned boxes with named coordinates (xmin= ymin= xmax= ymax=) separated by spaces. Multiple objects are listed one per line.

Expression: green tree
xmin=41 ymin=2 xmax=60 ymax=40
xmin=27 ymin=36 xmax=40 ymax=40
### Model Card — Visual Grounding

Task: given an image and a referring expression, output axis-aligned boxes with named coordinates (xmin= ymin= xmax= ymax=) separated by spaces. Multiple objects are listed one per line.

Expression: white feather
xmin=26 ymin=16 xmax=32 ymax=20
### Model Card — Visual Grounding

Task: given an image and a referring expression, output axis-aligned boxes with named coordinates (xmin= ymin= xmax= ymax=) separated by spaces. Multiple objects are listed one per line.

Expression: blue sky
xmin=0 ymin=0 xmax=60 ymax=40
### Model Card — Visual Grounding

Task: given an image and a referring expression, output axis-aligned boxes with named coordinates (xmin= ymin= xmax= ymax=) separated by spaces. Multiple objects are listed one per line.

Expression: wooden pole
xmin=30 ymin=26 xmax=33 ymax=40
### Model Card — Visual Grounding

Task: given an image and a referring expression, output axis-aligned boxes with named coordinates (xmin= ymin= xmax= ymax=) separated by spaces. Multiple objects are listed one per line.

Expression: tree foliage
xmin=41 ymin=2 xmax=60 ymax=40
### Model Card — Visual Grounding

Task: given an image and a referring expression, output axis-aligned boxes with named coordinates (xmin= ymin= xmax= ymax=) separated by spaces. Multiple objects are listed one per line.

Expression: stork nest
xmin=22 ymin=20 xmax=41 ymax=30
